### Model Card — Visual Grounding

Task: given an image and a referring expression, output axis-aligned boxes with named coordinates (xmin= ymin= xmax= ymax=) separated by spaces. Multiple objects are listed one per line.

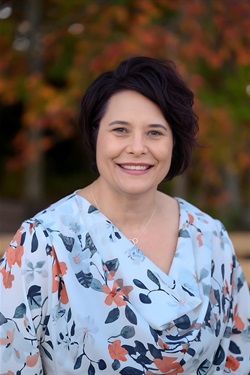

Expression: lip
xmin=117 ymin=163 xmax=153 ymax=175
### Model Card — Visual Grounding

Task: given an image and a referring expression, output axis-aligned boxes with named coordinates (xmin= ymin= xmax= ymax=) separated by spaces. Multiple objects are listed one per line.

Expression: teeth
xmin=121 ymin=165 xmax=149 ymax=170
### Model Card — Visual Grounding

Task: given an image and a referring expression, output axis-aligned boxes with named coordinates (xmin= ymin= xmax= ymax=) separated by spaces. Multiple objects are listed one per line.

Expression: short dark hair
xmin=79 ymin=56 xmax=199 ymax=181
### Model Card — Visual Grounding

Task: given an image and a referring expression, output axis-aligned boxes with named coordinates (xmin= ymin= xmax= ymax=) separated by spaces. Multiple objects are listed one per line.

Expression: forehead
xmin=102 ymin=90 xmax=165 ymax=121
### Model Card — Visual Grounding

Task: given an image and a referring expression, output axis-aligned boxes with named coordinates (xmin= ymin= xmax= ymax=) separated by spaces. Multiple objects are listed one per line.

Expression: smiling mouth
xmin=119 ymin=164 xmax=151 ymax=171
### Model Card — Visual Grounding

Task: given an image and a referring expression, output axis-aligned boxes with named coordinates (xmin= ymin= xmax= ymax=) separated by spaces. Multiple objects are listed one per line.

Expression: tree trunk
xmin=22 ymin=0 xmax=45 ymax=217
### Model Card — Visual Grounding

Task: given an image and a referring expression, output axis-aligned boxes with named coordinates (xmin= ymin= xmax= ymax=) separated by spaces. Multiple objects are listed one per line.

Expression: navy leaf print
xmin=115 ymin=231 xmax=121 ymax=239
xmin=179 ymin=229 xmax=190 ymax=238
xmin=59 ymin=234 xmax=75 ymax=252
xmin=181 ymin=285 xmax=195 ymax=297
xmin=148 ymin=343 xmax=162 ymax=359
xmin=213 ymin=345 xmax=225 ymax=365
xmin=74 ymin=354 xmax=84 ymax=369
xmin=122 ymin=345 xmax=137 ymax=355
xmin=105 ymin=307 xmax=120 ymax=324
xmin=221 ymin=264 xmax=225 ymax=280
xmin=237 ymin=274 xmax=245 ymax=292
xmin=139 ymin=293 xmax=152 ymax=304
xmin=120 ymin=325 xmax=135 ymax=339
xmin=187 ymin=347 xmax=195 ymax=357
xmin=125 ymin=305 xmax=137 ymax=325
xmin=46 ymin=340 xmax=54 ymax=349
xmin=229 ymin=340 xmax=241 ymax=354
xmin=149 ymin=326 xmax=159 ymax=343
xmin=67 ymin=308 xmax=72 ymax=323
xmin=31 ymin=232 xmax=38 ymax=253
xmin=137 ymin=354 xmax=152 ymax=365
xmin=43 ymin=315 xmax=50 ymax=327
xmin=88 ymin=205 xmax=98 ymax=213
xmin=20 ymin=231 xmax=26 ymax=246
xmin=13 ymin=303 xmax=26 ymax=318
xmin=147 ymin=270 xmax=160 ymax=288
xmin=174 ymin=314 xmax=191 ymax=329
xmin=0 ymin=312 xmax=7 ymax=325
xmin=196 ymin=359 xmax=211 ymax=374
xmin=88 ymin=363 xmax=95 ymax=375
xmin=27 ymin=285 xmax=42 ymax=310
xmin=133 ymin=279 xmax=148 ymax=289
xmin=215 ymin=319 xmax=221 ymax=337
xmin=41 ymin=345 xmax=53 ymax=361
xmin=98 ymin=359 xmax=107 ymax=370
xmin=120 ymin=367 xmax=144 ymax=375
xmin=71 ymin=321 xmax=75 ymax=336
xmin=46 ymin=244 xmax=52 ymax=255
xmin=84 ymin=233 xmax=97 ymax=256
xmin=105 ymin=258 xmax=119 ymax=273
xmin=211 ymin=260 xmax=215 ymax=277
xmin=76 ymin=271 xmax=93 ymax=288
xmin=112 ymin=359 xmax=120 ymax=370
xmin=135 ymin=340 xmax=147 ymax=355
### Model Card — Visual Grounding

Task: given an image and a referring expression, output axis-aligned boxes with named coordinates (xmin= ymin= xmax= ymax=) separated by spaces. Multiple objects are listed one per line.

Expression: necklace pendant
xmin=130 ymin=238 xmax=138 ymax=245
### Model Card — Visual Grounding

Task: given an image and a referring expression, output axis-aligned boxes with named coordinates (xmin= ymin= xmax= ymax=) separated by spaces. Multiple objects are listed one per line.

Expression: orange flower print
xmin=6 ymin=228 xmax=25 ymax=268
xmin=233 ymin=304 xmax=245 ymax=330
xmin=197 ymin=233 xmax=203 ymax=247
xmin=0 ymin=327 xmax=14 ymax=346
xmin=60 ymin=283 xmax=69 ymax=304
xmin=225 ymin=355 xmax=240 ymax=372
xmin=158 ymin=338 xmax=169 ymax=350
xmin=0 ymin=268 xmax=14 ymax=289
xmin=26 ymin=353 xmax=40 ymax=367
xmin=52 ymin=249 xmax=68 ymax=304
xmin=116 ymin=279 xmax=133 ymax=300
xmin=103 ymin=282 xmax=127 ymax=307
xmin=188 ymin=214 xmax=194 ymax=224
xmin=108 ymin=340 xmax=128 ymax=362
xmin=154 ymin=356 xmax=184 ymax=375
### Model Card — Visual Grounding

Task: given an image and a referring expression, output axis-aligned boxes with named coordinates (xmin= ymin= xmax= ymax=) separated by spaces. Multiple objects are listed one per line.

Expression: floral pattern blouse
xmin=0 ymin=192 xmax=250 ymax=375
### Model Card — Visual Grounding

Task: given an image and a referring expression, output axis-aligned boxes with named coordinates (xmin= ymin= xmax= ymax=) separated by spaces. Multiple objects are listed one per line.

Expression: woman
xmin=0 ymin=57 xmax=249 ymax=374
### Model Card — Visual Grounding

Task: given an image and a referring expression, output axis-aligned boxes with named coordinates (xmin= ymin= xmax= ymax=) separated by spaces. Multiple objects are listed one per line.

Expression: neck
xmin=91 ymin=179 xmax=158 ymax=233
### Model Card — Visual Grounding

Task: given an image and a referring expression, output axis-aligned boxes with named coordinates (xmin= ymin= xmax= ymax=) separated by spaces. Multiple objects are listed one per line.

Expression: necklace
xmin=91 ymin=183 xmax=157 ymax=245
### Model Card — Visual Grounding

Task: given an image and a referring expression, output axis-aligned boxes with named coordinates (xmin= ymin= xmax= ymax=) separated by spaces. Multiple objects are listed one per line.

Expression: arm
xmin=0 ymin=220 xmax=52 ymax=374
xmin=221 ymin=227 xmax=250 ymax=374
xmin=225 ymin=256 xmax=250 ymax=374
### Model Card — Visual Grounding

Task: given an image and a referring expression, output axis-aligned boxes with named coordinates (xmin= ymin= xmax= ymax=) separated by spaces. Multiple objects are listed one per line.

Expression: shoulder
xmin=176 ymin=197 xmax=234 ymax=251
xmin=12 ymin=192 xmax=87 ymax=248
xmin=177 ymin=197 xmax=221 ymax=229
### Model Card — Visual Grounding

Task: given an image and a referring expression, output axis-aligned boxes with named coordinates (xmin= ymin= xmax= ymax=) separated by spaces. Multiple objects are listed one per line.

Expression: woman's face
xmin=96 ymin=90 xmax=174 ymax=196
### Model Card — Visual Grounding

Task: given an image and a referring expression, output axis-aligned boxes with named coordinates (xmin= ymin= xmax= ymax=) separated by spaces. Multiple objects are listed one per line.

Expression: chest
xmin=136 ymin=218 xmax=179 ymax=274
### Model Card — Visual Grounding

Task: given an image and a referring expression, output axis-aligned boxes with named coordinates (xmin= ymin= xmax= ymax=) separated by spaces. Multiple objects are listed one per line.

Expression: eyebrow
xmin=108 ymin=120 xmax=168 ymax=131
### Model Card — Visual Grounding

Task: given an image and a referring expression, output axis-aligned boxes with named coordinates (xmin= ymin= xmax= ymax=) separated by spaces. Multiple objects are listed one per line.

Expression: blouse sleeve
xmin=0 ymin=219 xmax=52 ymax=374
xmin=222 ymin=227 xmax=250 ymax=374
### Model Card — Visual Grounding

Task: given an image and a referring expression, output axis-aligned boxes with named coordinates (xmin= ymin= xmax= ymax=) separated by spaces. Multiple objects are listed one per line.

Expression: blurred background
xmin=0 ymin=0 xmax=249 ymax=234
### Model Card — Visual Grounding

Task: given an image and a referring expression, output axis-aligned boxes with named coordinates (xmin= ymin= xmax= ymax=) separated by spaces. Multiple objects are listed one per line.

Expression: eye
xmin=113 ymin=127 xmax=128 ymax=134
xmin=148 ymin=130 xmax=162 ymax=137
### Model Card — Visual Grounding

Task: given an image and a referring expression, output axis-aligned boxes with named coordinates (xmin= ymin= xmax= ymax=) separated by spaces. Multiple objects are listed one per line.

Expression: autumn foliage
xmin=0 ymin=0 xmax=249 ymax=228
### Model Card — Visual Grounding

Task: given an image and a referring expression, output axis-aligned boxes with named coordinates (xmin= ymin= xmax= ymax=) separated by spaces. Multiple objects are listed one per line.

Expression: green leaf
xmin=120 ymin=325 xmax=135 ymax=339
xmin=13 ymin=303 xmax=26 ymax=318
xmin=91 ymin=278 xmax=103 ymax=292
xmin=179 ymin=229 xmax=190 ymax=238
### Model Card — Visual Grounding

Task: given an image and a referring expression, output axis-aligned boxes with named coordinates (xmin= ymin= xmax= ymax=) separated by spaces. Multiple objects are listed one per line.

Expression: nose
xmin=127 ymin=133 xmax=147 ymax=155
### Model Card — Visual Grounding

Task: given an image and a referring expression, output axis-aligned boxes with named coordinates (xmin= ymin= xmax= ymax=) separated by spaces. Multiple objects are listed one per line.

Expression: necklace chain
xmin=91 ymin=183 xmax=157 ymax=245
